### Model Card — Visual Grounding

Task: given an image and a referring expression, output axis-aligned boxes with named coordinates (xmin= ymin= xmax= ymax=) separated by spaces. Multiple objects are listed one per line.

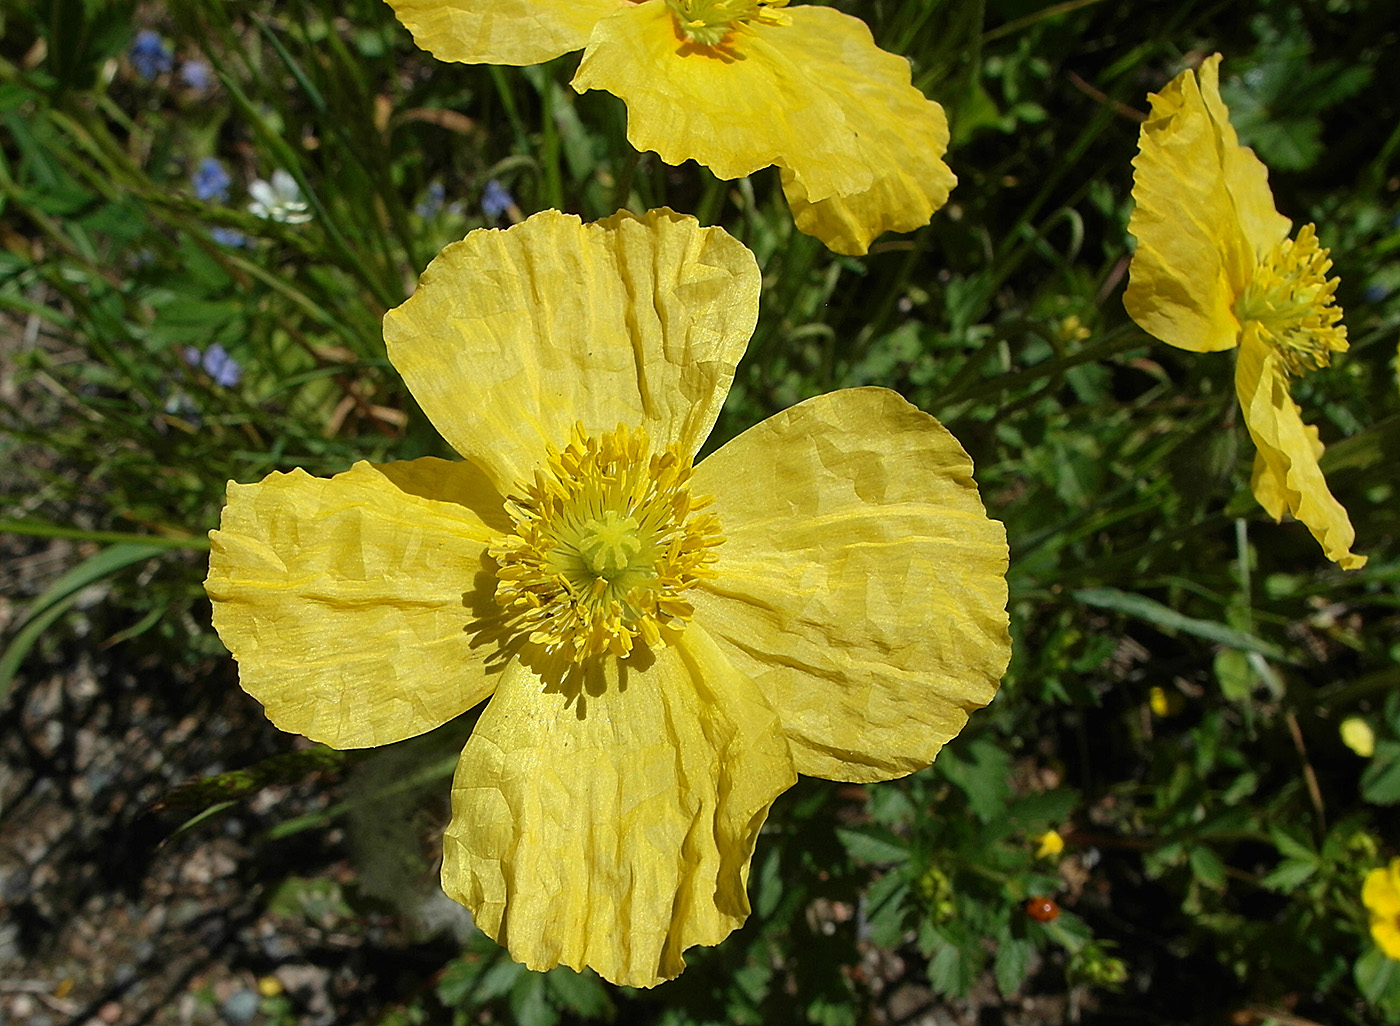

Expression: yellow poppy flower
xmin=384 ymin=0 xmax=955 ymax=255
xmin=1124 ymin=54 xmax=1365 ymax=570
xmin=1364 ymin=859 xmax=1400 ymax=960
xmin=205 ymin=209 xmax=1010 ymax=986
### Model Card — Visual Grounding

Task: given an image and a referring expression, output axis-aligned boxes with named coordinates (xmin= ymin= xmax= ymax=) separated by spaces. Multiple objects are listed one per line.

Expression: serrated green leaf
xmin=509 ymin=973 xmax=557 ymax=1026
xmin=836 ymin=827 xmax=911 ymax=866
xmin=863 ymin=870 xmax=910 ymax=949
xmin=994 ymin=936 xmax=1035 ymax=998
xmin=1362 ymin=743 xmax=1400 ymax=805
xmin=543 ymin=967 xmax=611 ymax=1019
xmin=1188 ymin=846 xmax=1227 ymax=890
xmin=1258 ymin=859 xmax=1318 ymax=892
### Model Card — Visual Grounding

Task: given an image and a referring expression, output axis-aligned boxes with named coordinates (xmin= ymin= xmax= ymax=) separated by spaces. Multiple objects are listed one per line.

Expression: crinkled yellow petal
xmin=1235 ymin=327 xmax=1366 ymax=569
xmin=1250 ymin=416 xmax=1323 ymax=523
xmin=689 ymin=387 xmax=1010 ymax=782
xmin=572 ymin=2 xmax=870 ymax=201
xmin=383 ymin=208 xmax=759 ymax=495
xmin=1124 ymin=55 xmax=1285 ymax=354
xmin=385 ymin=0 xmax=617 ymax=65
xmin=1194 ymin=54 xmax=1292 ymax=256
xmin=776 ymin=8 xmax=956 ymax=255
xmin=441 ymin=625 xmax=796 ymax=987
xmin=205 ymin=458 xmax=507 ymax=747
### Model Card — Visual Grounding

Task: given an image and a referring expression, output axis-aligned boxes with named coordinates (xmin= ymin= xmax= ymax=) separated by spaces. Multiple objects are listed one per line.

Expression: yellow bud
xmin=1341 ymin=717 xmax=1376 ymax=758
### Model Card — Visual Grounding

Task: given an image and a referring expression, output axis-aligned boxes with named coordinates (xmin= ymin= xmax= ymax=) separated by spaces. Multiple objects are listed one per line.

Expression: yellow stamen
xmin=665 ymin=0 xmax=789 ymax=47
xmin=489 ymin=424 xmax=724 ymax=664
xmin=1235 ymin=224 xmax=1347 ymax=377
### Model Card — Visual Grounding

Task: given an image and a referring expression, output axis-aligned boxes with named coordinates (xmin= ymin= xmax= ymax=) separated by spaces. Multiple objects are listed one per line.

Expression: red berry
xmin=1025 ymin=896 xmax=1060 ymax=922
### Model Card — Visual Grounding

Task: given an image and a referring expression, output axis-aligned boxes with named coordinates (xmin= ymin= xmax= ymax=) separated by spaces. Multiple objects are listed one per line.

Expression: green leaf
xmin=1355 ymin=945 xmax=1399 ymax=1005
xmin=1258 ymin=859 xmax=1318 ymax=892
xmin=542 ymin=967 xmax=611 ymax=1020
xmin=937 ymin=738 xmax=1013 ymax=824
xmin=1073 ymin=587 xmax=1285 ymax=658
xmin=994 ymin=936 xmax=1035 ymax=998
xmin=1213 ymin=648 xmax=1254 ymax=702
xmin=509 ymin=973 xmax=557 ymax=1026
xmin=0 ymin=541 xmax=168 ymax=699
xmin=863 ymin=870 xmax=910 ymax=949
xmin=836 ymin=827 xmax=911 ymax=866
xmin=1188 ymin=846 xmax=1227 ymax=890
xmin=1362 ymin=742 xmax=1400 ymax=805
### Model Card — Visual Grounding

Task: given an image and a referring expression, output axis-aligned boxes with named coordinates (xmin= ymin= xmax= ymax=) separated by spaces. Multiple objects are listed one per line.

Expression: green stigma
xmin=1234 ymin=224 xmax=1347 ymax=377
xmin=665 ymin=0 xmax=790 ymax=47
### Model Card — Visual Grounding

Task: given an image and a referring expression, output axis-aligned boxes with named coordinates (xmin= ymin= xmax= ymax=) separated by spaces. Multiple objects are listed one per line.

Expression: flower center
xmin=489 ymin=423 xmax=723 ymax=663
xmin=665 ymin=0 xmax=789 ymax=46
xmin=1234 ymin=224 xmax=1347 ymax=377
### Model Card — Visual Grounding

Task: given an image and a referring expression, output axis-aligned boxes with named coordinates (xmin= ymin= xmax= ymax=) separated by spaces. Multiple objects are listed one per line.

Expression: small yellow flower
xmin=205 ymin=209 xmax=1011 ymax=986
xmin=1364 ymin=859 xmax=1400 ymax=960
xmin=1148 ymin=684 xmax=1184 ymax=718
xmin=384 ymin=0 xmax=955 ymax=255
xmin=1124 ymin=54 xmax=1365 ymax=569
xmin=1341 ymin=716 xmax=1376 ymax=758
xmin=1035 ymin=829 xmax=1065 ymax=859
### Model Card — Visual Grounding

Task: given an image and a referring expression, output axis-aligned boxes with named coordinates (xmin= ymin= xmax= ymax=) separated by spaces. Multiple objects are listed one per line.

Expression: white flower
xmin=247 ymin=169 xmax=312 ymax=225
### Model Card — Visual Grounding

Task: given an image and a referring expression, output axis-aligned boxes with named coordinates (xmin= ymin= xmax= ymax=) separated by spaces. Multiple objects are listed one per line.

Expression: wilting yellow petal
xmin=689 ymin=387 xmax=1010 ymax=782
xmin=776 ymin=7 xmax=955 ymax=255
xmin=385 ymin=0 xmax=619 ymax=65
xmin=205 ymin=459 xmax=506 ymax=747
xmin=383 ymin=209 xmax=758 ymax=495
xmin=1249 ymin=416 xmax=1322 ymax=522
xmin=441 ymin=625 xmax=796 ymax=987
xmin=1124 ymin=56 xmax=1283 ymax=354
xmin=1235 ymin=327 xmax=1366 ymax=569
xmin=573 ymin=3 xmax=867 ymax=197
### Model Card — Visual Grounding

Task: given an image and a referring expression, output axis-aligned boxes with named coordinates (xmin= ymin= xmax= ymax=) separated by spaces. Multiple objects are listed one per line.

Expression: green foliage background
xmin=2 ymin=0 xmax=1399 ymax=1022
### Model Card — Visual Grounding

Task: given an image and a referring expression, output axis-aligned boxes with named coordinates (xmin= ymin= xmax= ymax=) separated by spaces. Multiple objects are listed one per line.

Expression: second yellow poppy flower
xmin=1124 ymin=54 xmax=1364 ymax=569
xmin=385 ymin=0 xmax=956 ymax=255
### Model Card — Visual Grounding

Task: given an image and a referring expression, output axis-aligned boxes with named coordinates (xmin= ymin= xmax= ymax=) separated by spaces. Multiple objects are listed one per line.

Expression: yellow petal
xmin=1365 ymin=861 xmax=1400 ymax=921
xmin=385 ymin=0 xmax=618 ymax=65
xmin=1235 ymin=328 xmax=1366 ymax=569
xmin=383 ymin=208 xmax=759 ymax=495
xmin=689 ymin=387 xmax=1010 ymax=782
xmin=441 ymin=625 xmax=796 ymax=987
xmin=1194 ymin=54 xmax=1292 ymax=255
xmin=1124 ymin=55 xmax=1284 ymax=353
xmin=572 ymin=3 xmax=872 ymax=200
xmin=205 ymin=459 xmax=506 ymax=747
xmin=776 ymin=7 xmax=956 ymax=255
xmin=1249 ymin=417 xmax=1322 ymax=522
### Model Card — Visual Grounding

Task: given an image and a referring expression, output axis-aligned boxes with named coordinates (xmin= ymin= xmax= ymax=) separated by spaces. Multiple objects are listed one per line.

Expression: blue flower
xmin=192 ymin=157 xmax=232 ymax=203
xmin=482 ymin=179 xmax=514 ymax=221
xmin=180 ymin=60 xmax=213 ymax=92
xmin=185 ymin=343 xmax=242 ymax=388
xmin=211 ymin=227 xmax=247 ymax=248
xmin=416 ymin=181 xmax=446 ymax=219
xmin=130 ymin=30 xmax=173 ymax=81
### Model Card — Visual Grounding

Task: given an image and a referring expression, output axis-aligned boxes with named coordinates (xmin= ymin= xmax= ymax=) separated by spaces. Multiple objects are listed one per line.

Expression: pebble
xmin=220 ymin=988 xmax=260 ymax=1026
